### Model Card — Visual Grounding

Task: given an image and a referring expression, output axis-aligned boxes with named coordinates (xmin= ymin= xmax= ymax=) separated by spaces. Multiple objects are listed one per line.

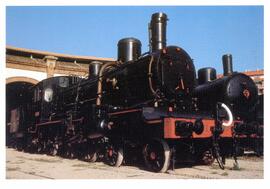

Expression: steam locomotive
xmin=6 ymin=12 xmax=262 ymax=173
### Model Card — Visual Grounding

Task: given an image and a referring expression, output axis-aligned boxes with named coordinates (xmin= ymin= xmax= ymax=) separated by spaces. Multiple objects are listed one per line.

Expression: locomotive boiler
xmin=99 ymin=13 xmax=196 ymax=108
xmin=6 ymin=12 xmax=262 ymax=173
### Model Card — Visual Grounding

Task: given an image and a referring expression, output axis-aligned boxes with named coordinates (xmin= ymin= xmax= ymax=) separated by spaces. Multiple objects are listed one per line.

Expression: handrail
xmin=220 ymin=103 xmax=233 ymax=127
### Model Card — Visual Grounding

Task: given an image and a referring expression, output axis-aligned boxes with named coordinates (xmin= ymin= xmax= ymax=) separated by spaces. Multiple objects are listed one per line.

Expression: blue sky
xmin=6 ymin=6 xmax=263 ymax=73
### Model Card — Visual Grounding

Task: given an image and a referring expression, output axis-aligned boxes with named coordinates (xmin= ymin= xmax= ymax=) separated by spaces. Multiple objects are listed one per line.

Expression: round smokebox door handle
xmin=221 ymin=103 xmax=233 ymax=127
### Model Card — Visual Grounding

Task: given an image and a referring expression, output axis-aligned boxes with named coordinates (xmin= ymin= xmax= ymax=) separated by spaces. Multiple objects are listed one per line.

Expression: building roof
xmin=6 ymin=45 xmax=116 ymax=63
xmin=242 ymin=70 xmax=264 ymax=77
xmin=217 ymin=69 xmax=264 ymax=78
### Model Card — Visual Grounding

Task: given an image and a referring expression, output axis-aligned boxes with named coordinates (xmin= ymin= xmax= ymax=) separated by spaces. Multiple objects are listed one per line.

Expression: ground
xmin=6 ymin=148 xmax=263 ymax=179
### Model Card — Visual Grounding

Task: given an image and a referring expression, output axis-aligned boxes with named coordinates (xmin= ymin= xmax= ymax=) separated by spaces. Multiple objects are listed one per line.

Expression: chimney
xmin=222 ymin=54 xmax=233 ymax=76
xmin=149 ymin=12 xmax=168 ymax=52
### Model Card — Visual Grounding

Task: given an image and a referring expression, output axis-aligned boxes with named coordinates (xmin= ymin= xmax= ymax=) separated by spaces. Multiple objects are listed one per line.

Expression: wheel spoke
xmin=156 ymin=161 xmax=161 ymax=168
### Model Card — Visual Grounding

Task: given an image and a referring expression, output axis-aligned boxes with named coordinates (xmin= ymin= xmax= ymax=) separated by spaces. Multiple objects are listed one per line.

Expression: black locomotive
xmin=6 ymin=12 xmax=262 ymax=172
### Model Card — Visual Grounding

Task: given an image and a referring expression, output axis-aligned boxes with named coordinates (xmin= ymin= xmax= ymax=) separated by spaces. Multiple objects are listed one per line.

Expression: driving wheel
xmin=105 ymin=144 xmax=124 ymax=167
xmin=143 ymin=139 xmax=171 ymax=173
